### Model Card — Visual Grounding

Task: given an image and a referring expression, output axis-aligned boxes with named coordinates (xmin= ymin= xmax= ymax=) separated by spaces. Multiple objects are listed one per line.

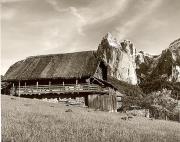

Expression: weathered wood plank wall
xmin=88 ymin=94 xmax=117 ymax=112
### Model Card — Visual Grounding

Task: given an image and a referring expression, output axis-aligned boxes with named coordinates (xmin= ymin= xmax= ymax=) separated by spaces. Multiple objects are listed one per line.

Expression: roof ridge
xmin=27 ymin=50 xmax=96 ymax=59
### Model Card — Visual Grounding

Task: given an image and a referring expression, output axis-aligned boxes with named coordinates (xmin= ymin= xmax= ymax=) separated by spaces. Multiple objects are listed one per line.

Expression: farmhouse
xmin=2 ymin=51 xmax=122 ymax=112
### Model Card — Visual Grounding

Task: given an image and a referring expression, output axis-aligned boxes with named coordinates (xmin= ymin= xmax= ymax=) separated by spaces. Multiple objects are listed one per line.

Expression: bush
xmin=139 ymin=79 xmax=180 ymax=99
xmin=141 ymin=89 xmax=178 ymax=121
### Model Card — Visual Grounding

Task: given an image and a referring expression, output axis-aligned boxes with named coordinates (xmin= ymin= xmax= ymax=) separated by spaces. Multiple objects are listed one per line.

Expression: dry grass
xmin=2 ymin=95 xmax=180 ymax=142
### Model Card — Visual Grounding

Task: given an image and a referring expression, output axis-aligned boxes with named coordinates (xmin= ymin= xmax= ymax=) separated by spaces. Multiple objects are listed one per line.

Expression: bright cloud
xmin=116 ymin=0 xmax=163 ymax=39
xmin=1 ymin=7 xmax=16 ymax=20
xmin=1 ymin=0 xmax=180 ymax=75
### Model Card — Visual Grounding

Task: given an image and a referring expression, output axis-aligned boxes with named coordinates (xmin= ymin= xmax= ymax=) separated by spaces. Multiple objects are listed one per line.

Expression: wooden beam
xmin=12 ymin=83 xmax=15 ymax=96
xmin=75 ymin=79 xmax=78 ymax=92
xmin=84 ymin=96 xmax=88 ymax=106
xmin=49 ymin=81 xmax=51 ymax=90
xmin=25 ymin=82 xmax=26 ymax=89
xmin=18 ymin=81 xmax=20 ymax=97
xmin=24 ymin=82 xmax=27 ymax=95
xmin=36 ymin=81 xmax=38 ymax=89
xmin=88 ymin=80 xmax=90 ymax=90
xmin=88 ymin=79 xmax=90 ymax=85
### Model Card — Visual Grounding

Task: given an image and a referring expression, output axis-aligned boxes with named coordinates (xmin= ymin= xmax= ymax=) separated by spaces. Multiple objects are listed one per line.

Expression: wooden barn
xmin=2 ymin=51 xmax=122 ymax=112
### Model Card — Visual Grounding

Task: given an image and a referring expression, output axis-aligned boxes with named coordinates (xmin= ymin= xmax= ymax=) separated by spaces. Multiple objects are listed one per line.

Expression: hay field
xmin=1 ymin=95 xmax=180 ymax=142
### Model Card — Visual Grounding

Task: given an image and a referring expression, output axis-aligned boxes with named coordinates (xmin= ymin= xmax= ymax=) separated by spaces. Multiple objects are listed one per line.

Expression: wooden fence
xmin=12 ymin=84 xmax=109 ymax=96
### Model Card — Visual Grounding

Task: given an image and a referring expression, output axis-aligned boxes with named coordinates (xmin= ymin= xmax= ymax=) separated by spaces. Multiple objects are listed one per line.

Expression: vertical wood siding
xmin=88 ymin=94 xmax=117 ymax=112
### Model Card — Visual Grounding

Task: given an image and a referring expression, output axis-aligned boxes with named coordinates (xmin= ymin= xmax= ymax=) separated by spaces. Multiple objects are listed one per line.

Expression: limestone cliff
xmin=97 ymin=33 xmax=180 ymax=85
xmin=136 ymin=38 xmax=180 ymax=83
xmin=169 ymin=38 xmax=180 ymax=82
xmin=97 ymin=33 xmax=138 ymax=85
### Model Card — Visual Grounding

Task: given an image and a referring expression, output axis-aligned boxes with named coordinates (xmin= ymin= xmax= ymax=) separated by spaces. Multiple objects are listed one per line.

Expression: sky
xmin=1 ymin=0 xmax=180 ymax=75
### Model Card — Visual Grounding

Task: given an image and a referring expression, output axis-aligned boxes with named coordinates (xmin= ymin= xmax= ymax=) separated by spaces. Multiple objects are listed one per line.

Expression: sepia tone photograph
xmin=1 ymin=0 xmax=180 ymax=141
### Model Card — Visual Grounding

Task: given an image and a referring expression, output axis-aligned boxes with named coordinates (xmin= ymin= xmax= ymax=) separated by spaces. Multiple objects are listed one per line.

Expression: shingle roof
xmin=3 ymin=51 xmax=99 ymax=81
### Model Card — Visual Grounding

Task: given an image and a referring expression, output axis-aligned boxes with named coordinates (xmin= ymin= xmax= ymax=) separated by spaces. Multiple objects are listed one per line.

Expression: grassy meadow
xmin=1 ymin=95 xmax=180 ymax=142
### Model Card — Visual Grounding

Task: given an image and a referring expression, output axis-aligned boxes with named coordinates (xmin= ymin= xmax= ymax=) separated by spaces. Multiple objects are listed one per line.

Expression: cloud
xmin=37 ymin=16 xmax=85 ymax=54
xmin=2 ymin=0 xmax=180 ymax=75
xmin=46 ymin=0 xmax=130 ymax=35
xmin=116 ymin=0 xmax=163 ymax=39
xmin=81 ymin=0 xmax=130 ymax=25
xmin=41 ymin=0 xmax=130 ymax=51
xmin=69 ymin=7 xmax=86 ymax=35
xmin=46 ymin=0 xmax=86 ymax=35
xmin=45 ymin=0 xmax=68 ymax=13
xmin=1 ymin=7 xmax=16 ymax=20
xmin=1 ymin=0 xmax=30 ymax=3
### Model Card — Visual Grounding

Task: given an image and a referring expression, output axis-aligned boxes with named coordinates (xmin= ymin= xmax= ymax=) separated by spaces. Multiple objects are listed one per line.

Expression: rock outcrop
xmin=97 ymin=33 xmax=180 ymax=85
xmin=97 ymin=33 xmax=138 ymax=85
xmin=169 ymin=38 xmax=180 ymax=82
xmin=136 ymin=38 xmax=180 ymax=83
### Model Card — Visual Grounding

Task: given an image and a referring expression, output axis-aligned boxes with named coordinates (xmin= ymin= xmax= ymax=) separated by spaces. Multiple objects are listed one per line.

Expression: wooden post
xmin=88 ymin=80 xmax=90 ymax=91
xmin=49 ymin=81 xmax=51 ymax=90
xmin=75 ymin=79 xmax=78 ymax=91
xmin=24 ymin=82 xmax=26 ymax=95
xmin=179 ymin=107 xmax=180 ymax=122
xmin=62 ymin=81 xmax=64 ymax=92
xmin=12 ymin=83 xmax=15 ymax=96
xmin=36 ymin=81 xmax=38 ymax=93
xmin=36 ymin=81 xmax=38 ymax=89
xmin=18 ymin=81 xmax=20 ymax=97
xmin=85 ymin=96 xmax=88 ymax=106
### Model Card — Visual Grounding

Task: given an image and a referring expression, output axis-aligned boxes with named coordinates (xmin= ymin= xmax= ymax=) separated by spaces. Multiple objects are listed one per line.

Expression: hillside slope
xmin=2 ymin=95 xmax=180 ymax=142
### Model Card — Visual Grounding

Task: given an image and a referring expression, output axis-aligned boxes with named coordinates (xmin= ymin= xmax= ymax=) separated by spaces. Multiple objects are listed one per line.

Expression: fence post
xmin=36 ymin=81 xmax=38 ymax=89
xmin=76 ymin=79 xmax=78 ymax=91
xmin=88 ymin=81 xmax=90 ymax=91
xmin=62 ymin=81 xmax=65 ymax=92
xmin=49 ymin=81 xmax=51 ymax=91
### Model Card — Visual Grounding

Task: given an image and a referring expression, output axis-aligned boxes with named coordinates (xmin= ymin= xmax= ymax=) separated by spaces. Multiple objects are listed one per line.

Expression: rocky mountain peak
xmin=103 ymin=32 xmax=121 ymax=48
xmin=102 ymin=33 xmax=136 ymax=56
xmin=136 ymin=38 xmax=180 ymax=83
xmin=97 ymin=33 xmax=138 ymax=85
xmin=98 ymin=33 xmax=180 ymax=85
xmin=136 ymin=51 xmax=145 ymax=65
xmin=136 ymin=51 xmax=156 ymax=65
xmin=169 ymin=38 xmax=180 ymax=51
xmin=168 ymin=38 xmax=180 ymax=62
xmin=120 ymin=40 xmax=136 ymax=59
xmin=104 ymin=32 xmax=113 ymax=39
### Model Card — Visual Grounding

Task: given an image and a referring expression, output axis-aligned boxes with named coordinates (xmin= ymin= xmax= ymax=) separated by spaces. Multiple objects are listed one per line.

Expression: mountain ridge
xmin=99 ymin=33 xmax=180 ymax=85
